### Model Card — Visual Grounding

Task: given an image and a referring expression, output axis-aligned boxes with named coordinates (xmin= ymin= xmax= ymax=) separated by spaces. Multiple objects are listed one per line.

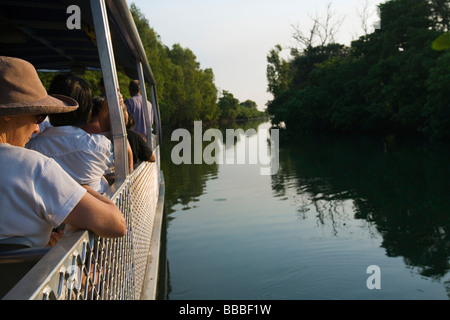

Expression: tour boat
xmin=0 ymin=0 xmax=165 ymax=300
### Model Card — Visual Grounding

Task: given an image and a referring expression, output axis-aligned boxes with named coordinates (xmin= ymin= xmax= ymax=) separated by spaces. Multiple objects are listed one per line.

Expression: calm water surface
xmin=159 ymin=120 xmax=450 ymax=300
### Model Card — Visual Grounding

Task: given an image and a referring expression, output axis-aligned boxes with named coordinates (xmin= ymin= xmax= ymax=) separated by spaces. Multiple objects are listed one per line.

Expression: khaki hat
xmin=0 ymin=56 xmax=78 ymax=116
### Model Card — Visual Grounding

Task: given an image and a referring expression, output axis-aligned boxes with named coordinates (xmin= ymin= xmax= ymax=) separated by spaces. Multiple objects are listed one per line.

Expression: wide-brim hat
xmin=0 ymin=56 xmax=78 ymax=116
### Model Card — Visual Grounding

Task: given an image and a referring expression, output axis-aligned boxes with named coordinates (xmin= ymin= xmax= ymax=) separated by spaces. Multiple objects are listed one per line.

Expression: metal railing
xmin=2 ymin=147 xmax=164 ymax=300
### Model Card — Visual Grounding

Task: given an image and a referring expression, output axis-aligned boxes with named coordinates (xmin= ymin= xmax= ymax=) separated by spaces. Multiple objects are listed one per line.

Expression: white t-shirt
xmin=0 ymin=144 xmax=86 ymax=247
xmin=27 ymin=126 xmax=113 ymax=194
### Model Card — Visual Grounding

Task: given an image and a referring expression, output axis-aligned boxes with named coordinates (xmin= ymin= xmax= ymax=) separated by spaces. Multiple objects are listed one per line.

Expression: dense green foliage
xmin=129 ymin=4 xmax=264 ymax=126
xmin=267 ymin=0 xmax=450 ymax=140
xmin=217 ymin=91 xmax=264 ymax=121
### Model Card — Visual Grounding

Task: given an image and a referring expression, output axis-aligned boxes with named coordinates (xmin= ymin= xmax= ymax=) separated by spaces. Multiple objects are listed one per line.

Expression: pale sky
xmin=127 ymin=0 xmax=384 ymax=110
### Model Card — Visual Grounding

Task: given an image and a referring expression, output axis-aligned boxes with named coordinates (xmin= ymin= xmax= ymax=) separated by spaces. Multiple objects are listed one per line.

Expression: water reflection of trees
xmin=161 ymin=119 xmax=267 ymax=214
xmin=273 ymin=134 xmax=450 ymax=283
xmin=161 ymin=127 xmax=218 ymax=215
xmin=159 ymin=119 xmax=268 ymax=299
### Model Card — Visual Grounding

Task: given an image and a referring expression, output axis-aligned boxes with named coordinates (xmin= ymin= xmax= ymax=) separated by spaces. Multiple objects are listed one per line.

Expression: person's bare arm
xmin=127 ymin=140 xmax=134 ymax=172
xmin=63 ymin=185 xmax=126 ymax=238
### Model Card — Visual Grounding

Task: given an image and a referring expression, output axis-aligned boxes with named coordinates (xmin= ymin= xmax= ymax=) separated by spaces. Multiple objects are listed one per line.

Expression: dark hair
xmin=48 ymin=74 xmax=93 ymax=127
xmin=92 ymin=96 xmax=105 ymax=118
xmin=126 ymin=112 xmax=136 ymax=129
xmin=129 ymin=80 xmax=140 ymax=96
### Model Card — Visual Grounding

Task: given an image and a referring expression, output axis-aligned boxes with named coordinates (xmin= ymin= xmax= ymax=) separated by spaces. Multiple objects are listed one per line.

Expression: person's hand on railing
xmin=46 ymin=229 xmax=64 ymax=247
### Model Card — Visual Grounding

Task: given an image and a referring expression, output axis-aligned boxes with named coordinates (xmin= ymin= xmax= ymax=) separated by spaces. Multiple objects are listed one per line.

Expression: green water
xmin=159 ymin=120 xmax=450 ymax=300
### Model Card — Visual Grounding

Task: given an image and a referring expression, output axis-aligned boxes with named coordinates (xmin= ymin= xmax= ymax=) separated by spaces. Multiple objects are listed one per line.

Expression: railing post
xmin=136 ymin=62 xmax=153 ymax=150
xmin=150 ymin=85 xmax=162 ymax=148
xmin=91 ymin=0 xmax=129 ymax=181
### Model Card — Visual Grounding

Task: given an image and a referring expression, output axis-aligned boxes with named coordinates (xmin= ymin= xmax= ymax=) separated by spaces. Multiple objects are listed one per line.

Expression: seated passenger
xmin=124 ymin=109 xmax=156 ymax=164
xmin=26 ymin=74 xmax=113 ymax=194
xmin=0 ymin=56 xmax=126 ymax=249
xmin=82 ymin=96 xmax=103 ymax=134
xmin=87 ymin=94 xmax=134 ymax=173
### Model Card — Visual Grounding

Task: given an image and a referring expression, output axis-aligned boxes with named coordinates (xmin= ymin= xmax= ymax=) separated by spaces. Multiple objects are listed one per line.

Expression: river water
xmin=159 ymin=120 xmax=450 ymax=300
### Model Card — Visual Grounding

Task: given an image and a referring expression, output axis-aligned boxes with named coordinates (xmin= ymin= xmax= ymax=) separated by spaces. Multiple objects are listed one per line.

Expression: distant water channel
xmin=158 ymin=120 xmax=450 ymax=300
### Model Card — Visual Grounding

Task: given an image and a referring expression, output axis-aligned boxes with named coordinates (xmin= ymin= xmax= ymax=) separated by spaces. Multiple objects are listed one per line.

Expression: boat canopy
xmin=0 ymin=0 xmax=162 ymax=181
xmin=0 ymin=0 xmax=156 ymax=86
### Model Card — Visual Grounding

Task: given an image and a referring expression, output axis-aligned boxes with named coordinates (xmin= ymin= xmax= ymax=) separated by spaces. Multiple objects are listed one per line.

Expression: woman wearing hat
xmin=0 ymin=56 xmax=126 ymax=249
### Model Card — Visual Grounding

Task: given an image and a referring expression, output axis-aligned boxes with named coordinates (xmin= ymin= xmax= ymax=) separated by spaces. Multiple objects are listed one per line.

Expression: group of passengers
xmin=0 ymin=56 xmax=155 ymax=251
